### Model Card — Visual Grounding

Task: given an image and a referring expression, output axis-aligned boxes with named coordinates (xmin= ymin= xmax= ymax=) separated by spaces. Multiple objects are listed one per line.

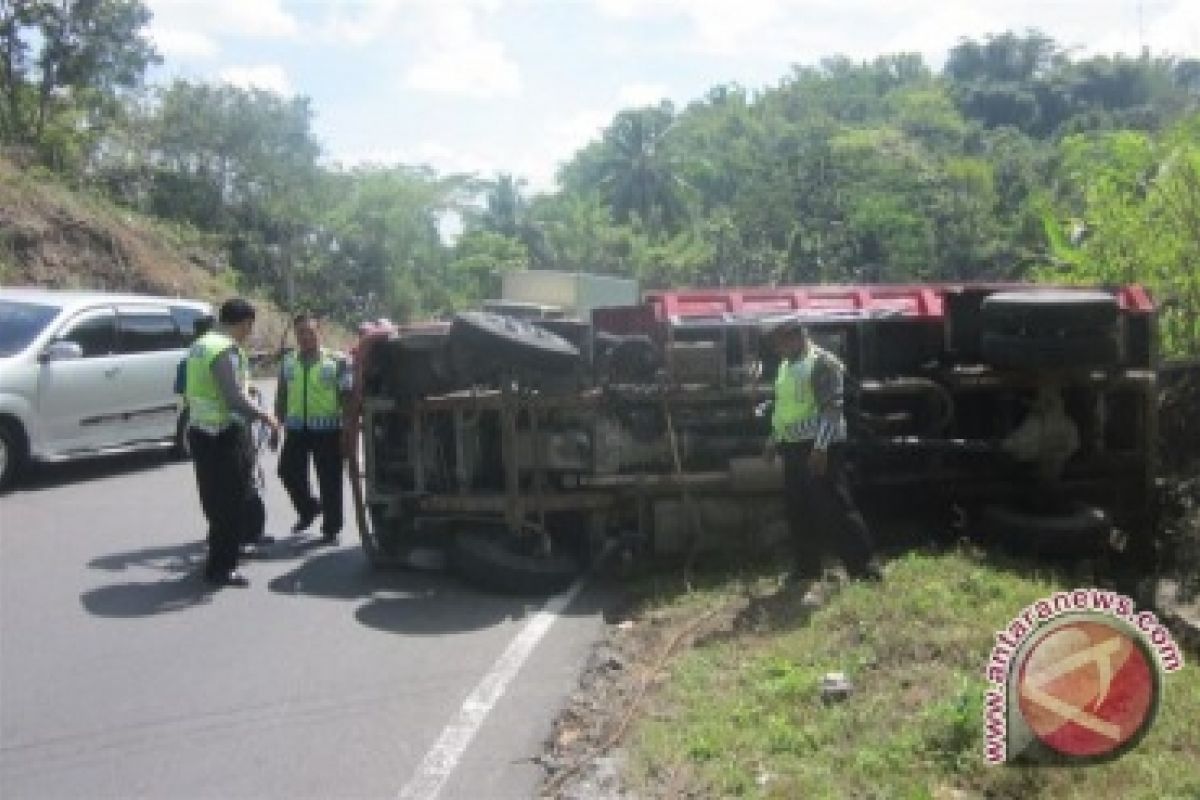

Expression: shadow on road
xmin=88 ymin=540 xmax=207 ymax=574
xmin=79 ymin=534 xmax=343 ymax=619
xmin=80 ymin=573 xmax=215 ymax=617
xmin=268 ymin=547 xmax=607 ymax=636
xmin=9 ymin=448 xmax=178 ymax=493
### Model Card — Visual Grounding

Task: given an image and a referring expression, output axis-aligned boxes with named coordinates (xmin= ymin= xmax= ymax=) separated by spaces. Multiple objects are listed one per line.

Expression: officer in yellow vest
xmin=274 ymin=313 xmax=352 ymax=543
xmin=764 ymin=318 xmax=881 ymax=594
xmin=185 ymin=298 xmax=280 ymax=588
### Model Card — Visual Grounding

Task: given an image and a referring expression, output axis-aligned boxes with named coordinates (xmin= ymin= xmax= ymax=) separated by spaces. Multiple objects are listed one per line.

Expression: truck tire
xmin=0 ymin=419 xmax=27 ymax=490
xmin=981 ymin=501 xmax=1110 ymax=558
xmin=451 ymin=312 xmax=579 ymax=373
xmin=980 ymin=290 xmax=1121 ymax=369
xmin=453 ymin=527 xmax=581 ymax=596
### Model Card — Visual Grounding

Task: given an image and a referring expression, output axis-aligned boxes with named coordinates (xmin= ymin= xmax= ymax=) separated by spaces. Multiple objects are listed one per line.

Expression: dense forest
xmin=1 ymin=1 xmax=1198 ymax=354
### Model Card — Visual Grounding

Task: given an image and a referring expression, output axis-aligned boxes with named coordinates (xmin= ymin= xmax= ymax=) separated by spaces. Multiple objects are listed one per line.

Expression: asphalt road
xmin=0 ymin=420 xmax=610 ymax=799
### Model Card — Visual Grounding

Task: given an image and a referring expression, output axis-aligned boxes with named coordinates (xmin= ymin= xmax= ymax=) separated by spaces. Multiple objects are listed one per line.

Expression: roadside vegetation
xmin=2 ymin=4 xmax=1198 ymax=354
xmin=615 ymin=549 xmax=1200 ymax=799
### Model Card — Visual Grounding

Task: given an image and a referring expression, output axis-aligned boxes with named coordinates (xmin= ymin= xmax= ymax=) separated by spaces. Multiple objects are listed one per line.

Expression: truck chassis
xmin=351 ymin=283 xmax=1158 ymax=593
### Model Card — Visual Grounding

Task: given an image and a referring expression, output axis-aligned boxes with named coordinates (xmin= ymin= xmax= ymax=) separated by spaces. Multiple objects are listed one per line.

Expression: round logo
xmin=1015 ymin=616 xmax=1159 ymax=760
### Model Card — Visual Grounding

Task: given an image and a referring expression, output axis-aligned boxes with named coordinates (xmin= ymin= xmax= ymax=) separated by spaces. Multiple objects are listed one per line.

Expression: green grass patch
xmin=626 ymin=550 xmax=1200 ymax=799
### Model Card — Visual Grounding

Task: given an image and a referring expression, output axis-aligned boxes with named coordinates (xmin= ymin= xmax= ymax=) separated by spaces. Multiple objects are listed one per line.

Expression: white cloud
xmin=147 ymin=0 xmax=299 ymax=60
xmin=616 ymin=82 xmax=671 ymax=107
xmin=879 ymin=7 xmax=1005 ymax=68
xmin=591 ymin=0 xmax=1197 ymax=65
xmin=1087 ymin=0 xmax=1200 ymax=57
xmin=329 ymin=106 xmax=609 ymax=193
xmin=218 ymin=65 xmax=294 ymax=95
xmin=593 ymin=0 xmax=790 ymax=55
xmin=150 ymin=28 xmax=220 ymax=60
xmin=319 ymin=0 xmax=407 ymax=46
xmin=403 ymin=4 xmax=522 ymax=97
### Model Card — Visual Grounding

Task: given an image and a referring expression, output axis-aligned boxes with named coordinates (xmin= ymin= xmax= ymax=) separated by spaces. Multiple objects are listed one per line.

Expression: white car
xmin=0 ymin=289 xmax=212 ymax=487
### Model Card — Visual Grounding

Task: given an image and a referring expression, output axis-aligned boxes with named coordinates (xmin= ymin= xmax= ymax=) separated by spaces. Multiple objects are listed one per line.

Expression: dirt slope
xmin=0 ymin=158 xmax=304 ymax=349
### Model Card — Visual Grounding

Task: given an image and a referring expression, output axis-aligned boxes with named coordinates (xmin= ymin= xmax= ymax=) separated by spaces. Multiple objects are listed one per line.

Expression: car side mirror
xmin=39 ymin=340 xmax=84 ymax=363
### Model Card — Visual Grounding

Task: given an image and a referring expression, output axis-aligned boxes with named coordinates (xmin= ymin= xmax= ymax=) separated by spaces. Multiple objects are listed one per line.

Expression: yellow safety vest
xmin=282 ymin=349 xmax=343 ymax=431
xmin=185 ymin=332 xmax=247 ymax=430
xmin=771 ymin=350 xmax=820 ymax=443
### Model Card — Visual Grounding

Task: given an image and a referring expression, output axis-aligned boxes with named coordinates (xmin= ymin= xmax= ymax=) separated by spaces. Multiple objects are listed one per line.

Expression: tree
xmin=443 ymin=230 xmax=529 ymax=308
xmin=563 ymin=103 xmax=691 ymax=233
xmin=0 ymin=0 xmax=158 ymax=164
xmin=480 ymin=173 xmax=526 ymax=238
xmin=1039 ymin=116 xmax=1200 ymax=355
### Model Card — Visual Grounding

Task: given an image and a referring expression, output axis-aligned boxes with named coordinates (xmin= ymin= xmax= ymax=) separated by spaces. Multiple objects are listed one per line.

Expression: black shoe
xmin=292 ymin=510 xmax=319 ymax=533
xmin=204 ymin=570 xmax=249 ymax=588
xmin=319 ymin=530 xmax=340 ymax=545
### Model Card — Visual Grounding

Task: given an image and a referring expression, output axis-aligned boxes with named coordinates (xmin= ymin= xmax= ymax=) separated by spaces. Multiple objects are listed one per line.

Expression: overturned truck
xmin=349 ymin=282 xmax=1158 ymax=593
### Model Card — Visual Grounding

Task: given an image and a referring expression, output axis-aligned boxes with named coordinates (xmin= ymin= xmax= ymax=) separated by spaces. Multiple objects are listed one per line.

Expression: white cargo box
xmin=501 ymin=270 xmax=639 ymax=319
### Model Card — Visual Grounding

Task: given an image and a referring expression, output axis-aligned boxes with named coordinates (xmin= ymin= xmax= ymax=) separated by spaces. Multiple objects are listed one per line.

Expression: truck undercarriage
xmin=349 ymin=282 xmax=1158 ymax=594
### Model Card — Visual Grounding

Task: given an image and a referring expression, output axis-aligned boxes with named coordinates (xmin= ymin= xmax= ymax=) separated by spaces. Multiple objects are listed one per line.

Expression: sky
xmin=144 ymin=0 xmax=1199 ymax=193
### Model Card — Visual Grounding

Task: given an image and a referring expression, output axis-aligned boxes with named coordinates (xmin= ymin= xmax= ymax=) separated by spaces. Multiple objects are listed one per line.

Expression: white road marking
xmin=397 ymin=576 xmax=588 ymax=800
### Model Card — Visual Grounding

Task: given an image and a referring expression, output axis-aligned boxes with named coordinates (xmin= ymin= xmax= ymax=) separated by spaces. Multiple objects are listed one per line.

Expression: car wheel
xmin=980 ymin=290 xmax=1122 ymax=369
xmin=453 ymin=526 xmax=581 ymax=596
xmin=0 ymin=419 xmax=28 ymax=490
xmin=451 ymin=311 xmax=580 ymax=374
xmin=980 ymin=501 xmax=1111 ymax=558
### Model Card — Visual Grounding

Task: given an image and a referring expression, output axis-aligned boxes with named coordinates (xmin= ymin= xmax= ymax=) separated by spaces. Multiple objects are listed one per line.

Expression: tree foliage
xmin=6 ymin=16 xmax=1197 ymax=352
xmin=0 ymin=0 xmax=158 ymax=167
xmin=1038 ymin=117 xmax=1200 ymax=355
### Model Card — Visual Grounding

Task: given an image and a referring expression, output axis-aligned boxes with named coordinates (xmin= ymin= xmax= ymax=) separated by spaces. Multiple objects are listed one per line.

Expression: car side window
xmin=118 ymin=310 xmax=182 ymax=353
xmin=170 ymin=306 xmax=205 ymax=339
xmin=59 ymin=309 xmax=117 ymax=357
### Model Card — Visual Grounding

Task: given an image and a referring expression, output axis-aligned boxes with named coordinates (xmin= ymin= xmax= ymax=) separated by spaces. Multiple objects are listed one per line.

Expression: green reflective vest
xmin=282 ymin=349 xmax=343 ymax=430
xmin=185 ymin=331 xmax=247 ymax=430
xmin=771 ymin=350 xmax=819 ymax=443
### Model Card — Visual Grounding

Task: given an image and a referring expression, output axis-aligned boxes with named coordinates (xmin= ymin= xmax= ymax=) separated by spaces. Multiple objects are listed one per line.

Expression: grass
xmin=623 ymin=549 xmax=1200 ymax=799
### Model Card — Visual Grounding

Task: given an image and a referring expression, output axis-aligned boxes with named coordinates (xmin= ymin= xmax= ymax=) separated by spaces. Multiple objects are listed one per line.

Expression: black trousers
xmin=781 ymin=442 xmax=876 ymax=578
xmin=278 ymin=428 xmax=344 ymax=535
xmin=189 ymin=426 xmax=252 ymax=578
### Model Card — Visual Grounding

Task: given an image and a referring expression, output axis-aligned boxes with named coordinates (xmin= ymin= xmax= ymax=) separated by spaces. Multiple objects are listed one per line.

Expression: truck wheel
xmin=453 ymin=527 xmax=581 ymax=596
xmin=451 ymin=312 xmax=579 ymax=373
xmin=0 ymin=419 xmax=27 ymax=490
xmin=360 ymin=504 xmax=399 ymax=568
xmin=980 ymin=290 xmax=1121 ymax=369
xmin=981 ymin=501 xmax=1110 ymax=558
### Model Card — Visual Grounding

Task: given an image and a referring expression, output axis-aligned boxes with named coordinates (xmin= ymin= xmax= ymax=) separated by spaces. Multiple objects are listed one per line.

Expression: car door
xmin=113 ymin=305 xmax=186 ymax=442
xmin=35 ymin=306 xmax=124 ymax=453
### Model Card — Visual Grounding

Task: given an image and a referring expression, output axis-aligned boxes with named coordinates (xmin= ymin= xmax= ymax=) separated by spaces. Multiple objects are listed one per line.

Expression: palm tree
xmin=596 ymin=104 xmax=690 ymax=232
xmin=482 ymin=173 xmax=526 ymax=238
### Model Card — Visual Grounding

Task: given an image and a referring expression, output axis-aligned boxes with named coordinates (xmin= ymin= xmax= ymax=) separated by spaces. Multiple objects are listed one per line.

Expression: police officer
xmin=275 ymin=313 xmax=352 ymax=544
xmin=764 ymin=319 xmax=881 ymax=592
xmin=185 ymin=298 xmax=280 ymax=587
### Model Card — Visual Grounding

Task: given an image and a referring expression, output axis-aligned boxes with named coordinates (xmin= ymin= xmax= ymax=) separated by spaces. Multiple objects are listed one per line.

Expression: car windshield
xmin=0 ymin=300 xmax=61 ymax=357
